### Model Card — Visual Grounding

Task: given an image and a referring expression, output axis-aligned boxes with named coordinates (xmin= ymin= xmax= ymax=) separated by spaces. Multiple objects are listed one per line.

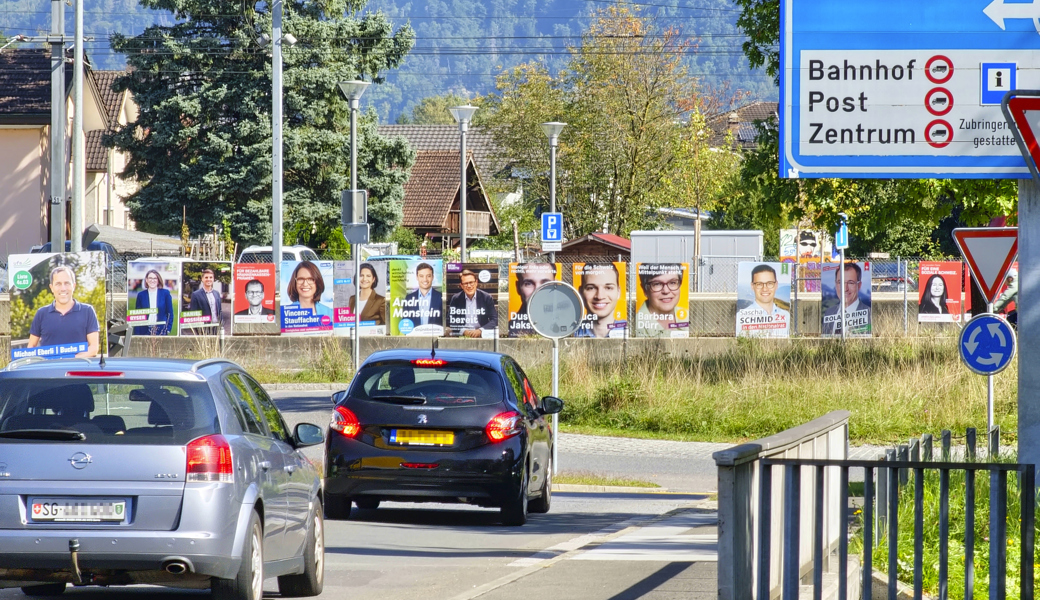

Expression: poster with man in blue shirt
xmin=8 ymin=252 xmax=106 ymax=359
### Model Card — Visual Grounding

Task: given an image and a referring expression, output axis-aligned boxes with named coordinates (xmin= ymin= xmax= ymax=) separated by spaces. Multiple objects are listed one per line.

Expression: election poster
xmin=917 ymin=261 xmax=962 ymax=323
xmin=279 ymin=260 xmax=334 ymax=335
xmin=446 ymin=263 xmax=500 ymax=338
xmin=232 ymin=263 xmax=277 ymax=325
xmin=333 ymin=261 xmax=388 ymax=337
xmin=180 ymin=262 xmax=232 ymax=335
xmin=634 ymin=263 xmax=690 ymax=338
xmin=8 ymin=252 xmax=106 ymax=359
xmin=735 ymin=262 xmax=792 ymax=338
xmin=127 ymin=259 xmax=182 ymax=336
xmin=572 ymin=263 xmax=627 ymax=338
xmin=507 ymin=262 xmax=562 ymax=337
xmin=994 ymin=261 xmax=1018 ymax=316
xmin=388 ymin=259 xmax=445 ymax=336
xmin=821 ymin=262 xmax=872 ymax=337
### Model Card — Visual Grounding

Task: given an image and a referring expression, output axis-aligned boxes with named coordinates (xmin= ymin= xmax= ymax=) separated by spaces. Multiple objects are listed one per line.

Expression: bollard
xmin=989 ymin=425 xmax=1000 ymax=459
xmin=909 ymin=438 xmax=920 ymax=462
xmin=967 ymin=428 xmax=977 ymax=462
xmin=898 ymin=444 xmax=909 ymax=486
xmin=941 ymin=430 xmax=951 ymax=462
xmin=923 ymin=433 xmax=933 ymax=462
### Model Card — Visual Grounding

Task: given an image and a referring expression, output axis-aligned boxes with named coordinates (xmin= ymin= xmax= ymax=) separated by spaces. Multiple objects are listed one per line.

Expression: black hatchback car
xmin=324 ymin=349 xmax=563 ymax=526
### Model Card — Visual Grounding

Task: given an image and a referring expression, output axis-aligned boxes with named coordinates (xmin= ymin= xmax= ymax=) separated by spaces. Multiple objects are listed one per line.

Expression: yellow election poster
xmin=634 ymin=263 xmax=689 ymax=338
xmin=507 ymin=262 xmax=561 ymax=337
xmin=572 ymin=262 xmax=627 ymax=338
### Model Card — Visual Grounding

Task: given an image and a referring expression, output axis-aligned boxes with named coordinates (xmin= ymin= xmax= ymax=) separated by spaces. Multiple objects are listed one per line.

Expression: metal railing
xmin=757 ymin=436 xmax=1036 ymax=600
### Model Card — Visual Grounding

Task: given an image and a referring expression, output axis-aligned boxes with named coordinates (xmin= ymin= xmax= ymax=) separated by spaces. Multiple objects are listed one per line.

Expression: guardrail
xmin=713 ymin=410 xmax=850 ymax=600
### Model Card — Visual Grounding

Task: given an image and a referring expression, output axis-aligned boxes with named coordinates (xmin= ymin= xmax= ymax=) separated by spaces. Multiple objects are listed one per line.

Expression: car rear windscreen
xmin=0 ymin=380 xmax=219 ymax=444
xmin=350 ymin=361 xmax=505 ymax=407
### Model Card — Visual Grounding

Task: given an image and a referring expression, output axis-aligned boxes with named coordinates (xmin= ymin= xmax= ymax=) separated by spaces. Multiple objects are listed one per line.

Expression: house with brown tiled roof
xmin=379 ymin=125 xmax=507 ymax=244
xmin=0 ymin=49 xmax=138 ymax=254
xmin=707 ymin=100 xmax=779 ymax=149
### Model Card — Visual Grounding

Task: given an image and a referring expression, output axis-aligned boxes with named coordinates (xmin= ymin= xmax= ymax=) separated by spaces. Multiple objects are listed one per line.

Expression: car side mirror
xmin=293 ymin=423 xmax=324 ymax=447
xmin=540 ymin=396 xmax=564 ymax=415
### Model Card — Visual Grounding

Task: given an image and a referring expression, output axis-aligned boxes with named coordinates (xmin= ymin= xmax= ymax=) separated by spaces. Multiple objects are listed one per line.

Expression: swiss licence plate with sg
xmin=30 ymin=498 xmax=127 ymax=522
xmin=390 ymin=429 xmax=454 ymax=446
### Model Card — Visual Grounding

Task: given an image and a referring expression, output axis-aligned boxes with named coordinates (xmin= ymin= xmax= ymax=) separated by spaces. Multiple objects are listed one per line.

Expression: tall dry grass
xmin=528 ymin=337 xmax=1017 ymax=445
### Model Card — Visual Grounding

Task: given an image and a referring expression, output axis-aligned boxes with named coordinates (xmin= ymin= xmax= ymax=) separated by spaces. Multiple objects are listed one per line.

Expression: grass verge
xmin=555 ymin=471 xmax=662 ymax=488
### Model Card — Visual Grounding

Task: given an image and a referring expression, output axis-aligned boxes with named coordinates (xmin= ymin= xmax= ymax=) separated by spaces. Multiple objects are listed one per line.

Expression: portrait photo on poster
xmin=334 ymin=261 xmax=387 ymax=336
xmin=634 ymin=263 xmax=690 ymax=339
xmin=508 ymin=262 xmax=562 ymax=337
xmin=389 ymin=259 xmax=445 ymax=336
xmin=573 ymin=263 xmax=627 ymax=338
xmin=917 ymin=261 xmax=962 ymax=323
xmin=446 ymin=263 xmax=500 ymax=338
xmin=821 ymin=262 xmax=872 ymax=337
xmin=233 ymin=263 xmax=277 ymax=324
xmin=8 ymin=252 xmax=106 ymax=359
xmin=736 ymin=262 xmax=791 ymax=338
xmin=128 ymin=260 xmax=181 ymax=336
xmin=181 ymin=262 xmax=233 ymax=335
xmin=280 ymin=260 xmax=335 ymax=335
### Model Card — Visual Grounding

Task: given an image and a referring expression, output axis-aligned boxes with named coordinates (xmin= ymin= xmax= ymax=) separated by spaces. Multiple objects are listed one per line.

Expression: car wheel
xmin=354 ymin=498 xmax=380 ymax=510
xmin=323 ymin=493 xmax=353 ymax=520
xmin=20 ymin=584 xmax=66 ymax=597
xmin=213 ymin=510 xmax=263 ymax=600
xmin=529 ymin=455 xmax=552 ymax=514
xmin=278 ymin=501 xmax=325 ymax=597
xmin=500 ymin=464 xmax=529 ymax=526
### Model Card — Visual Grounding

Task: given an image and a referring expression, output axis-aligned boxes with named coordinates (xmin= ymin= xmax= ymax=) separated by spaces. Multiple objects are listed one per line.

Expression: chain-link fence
xmin=13 ymin=251 xmax=993 ymax=339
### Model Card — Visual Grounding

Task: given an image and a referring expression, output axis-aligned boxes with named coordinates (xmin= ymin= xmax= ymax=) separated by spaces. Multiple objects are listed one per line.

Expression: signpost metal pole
xmin=840 ymin=247 xmax=846 ymax=341
xmin=1019 ymin=178 xmax=1040 ymax=470
xmin=49 ymin=0 xmax=66 ymax=248
xmin=988 ymin=301 xmax=996 ymax=441
xmin=552 ymin=337 xmax=559 ymax=474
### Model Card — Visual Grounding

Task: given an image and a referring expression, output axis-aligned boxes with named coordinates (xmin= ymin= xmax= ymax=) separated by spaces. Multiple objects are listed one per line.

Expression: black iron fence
xmin=759 ymin=433 xmax=1035 ymax=600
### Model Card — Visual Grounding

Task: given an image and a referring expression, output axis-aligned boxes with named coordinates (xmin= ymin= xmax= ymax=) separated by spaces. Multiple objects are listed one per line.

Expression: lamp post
xmin=338 ymin=80 xmax=370 ymax=371
xmin=540 ymin=122 xmax=565 ymax=265
xmin=259 ymin=1 xmax=296 ymax=292
xmin=71 ymin=0 xmax=84 ymax=251
xmin=449 ymin=105 xmax=477 ymax=262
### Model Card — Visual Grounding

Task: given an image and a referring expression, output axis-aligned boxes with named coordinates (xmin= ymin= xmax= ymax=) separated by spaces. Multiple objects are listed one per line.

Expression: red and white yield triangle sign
xmin=1007 ymin=95 xmax=1040 ymax=178
xmin=952 ymin=227 xmax=1018 ymax=304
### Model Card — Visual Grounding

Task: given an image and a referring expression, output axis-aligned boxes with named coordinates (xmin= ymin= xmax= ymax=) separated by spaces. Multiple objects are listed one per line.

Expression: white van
xmin=238 ymin=245 xmax=320 ymax=263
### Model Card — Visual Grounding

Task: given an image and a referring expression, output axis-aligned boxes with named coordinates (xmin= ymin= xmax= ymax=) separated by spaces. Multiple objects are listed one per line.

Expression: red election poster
xmin=917 ymin=261 xmax=962 ymax=323
xmin=232 ymin=263 xmax=277 ymax=324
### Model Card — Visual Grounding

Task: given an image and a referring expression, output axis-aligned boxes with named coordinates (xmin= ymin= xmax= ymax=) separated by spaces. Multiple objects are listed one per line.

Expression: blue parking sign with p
xmin=542 ymin=213 xmax=563 ymax=242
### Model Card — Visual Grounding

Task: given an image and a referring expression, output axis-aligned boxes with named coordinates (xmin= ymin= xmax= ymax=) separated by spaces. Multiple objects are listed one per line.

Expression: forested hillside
xmin=1 ymin=0 xmax=775 ymax=121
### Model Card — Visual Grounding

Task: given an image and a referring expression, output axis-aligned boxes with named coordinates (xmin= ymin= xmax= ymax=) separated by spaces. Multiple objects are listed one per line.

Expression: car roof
xmin=0 ymin=357 xmax=244 ymax=380
xmin=241 ymin=245 xmax=313 ymax=252
xmin=362 ymin=349 xmax=507 ymax=369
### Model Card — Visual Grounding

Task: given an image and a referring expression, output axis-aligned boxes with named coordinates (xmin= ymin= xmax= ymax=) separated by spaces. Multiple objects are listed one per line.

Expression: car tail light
xmin=401 ymin=463 xmax=439 ymax=469
xmin=66 ymin=371 xmax=124 ymax=377
xmin=486 ymin=411 xmax=522 ymax=442
xmin=331 ymin=406 xmax=361 ymax=438
xmin=186 ymin=435 xmax=233 ymax=483
xmin=412 ymin=358 xmax=447 ymax=367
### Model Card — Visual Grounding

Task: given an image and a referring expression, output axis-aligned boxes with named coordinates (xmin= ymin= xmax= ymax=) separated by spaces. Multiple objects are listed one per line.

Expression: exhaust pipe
xmin=163 ymin=560 xmax=190 ymax=575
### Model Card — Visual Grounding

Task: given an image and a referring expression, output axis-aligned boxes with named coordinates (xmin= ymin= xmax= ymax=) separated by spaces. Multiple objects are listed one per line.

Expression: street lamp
xmin=259 ymin=1 xmax=296 ymax=290
xmin=449 ymin=105 xmax=478 ymax=262
xmin=541 ymin=122 xmax=566 ymax=264
xmin=338 ymin=79 xmax=370 ymax=370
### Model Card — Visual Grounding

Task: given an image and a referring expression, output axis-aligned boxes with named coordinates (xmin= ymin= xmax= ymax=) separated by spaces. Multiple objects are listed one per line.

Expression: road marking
xmin=570 ymin=512 xmax=718 ymax=562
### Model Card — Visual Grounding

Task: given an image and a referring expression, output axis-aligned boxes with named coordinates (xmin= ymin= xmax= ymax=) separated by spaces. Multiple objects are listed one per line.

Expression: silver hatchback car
xmin=0 ymin=357 xmax=325 ymax=600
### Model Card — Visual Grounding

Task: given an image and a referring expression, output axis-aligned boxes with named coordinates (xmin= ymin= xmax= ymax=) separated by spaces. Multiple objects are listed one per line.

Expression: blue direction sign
xmin=959 ymin=313 xmax=1016 ymax=375
xmin=834 ymin=222 xmax=849 ymax=250
xmin=780 ymin=0 xmax=1039 ymax=179
xmin=541 ymin=212 xmax=563 ymax=243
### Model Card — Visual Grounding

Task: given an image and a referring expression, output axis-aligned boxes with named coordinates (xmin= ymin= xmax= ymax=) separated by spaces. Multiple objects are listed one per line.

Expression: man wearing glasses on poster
xmin=822 ymin=262 xmax=871 ymax=335
xmin=736 ymin=264 xmax=790 ymax=338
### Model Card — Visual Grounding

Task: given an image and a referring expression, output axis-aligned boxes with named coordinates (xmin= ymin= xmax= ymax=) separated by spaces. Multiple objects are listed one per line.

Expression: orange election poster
xmin=507 ymin=262 xmax=562 ymax=337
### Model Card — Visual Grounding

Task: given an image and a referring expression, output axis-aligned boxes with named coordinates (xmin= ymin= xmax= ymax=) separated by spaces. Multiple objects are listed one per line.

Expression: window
xmin=245 ymin=377 xmax=289 ymax=443
xmin=349 ymin=361 xmax=506 ymax=407
xmin=224 ymin=374 xmax=265 ymax=436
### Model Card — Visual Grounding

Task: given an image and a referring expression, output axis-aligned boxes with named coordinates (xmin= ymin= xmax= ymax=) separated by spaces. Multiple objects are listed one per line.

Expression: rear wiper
xmin=0 ymin=429 xmax=86 ymax=441
xmin=369 ymin=395 xmax=427 ymax=405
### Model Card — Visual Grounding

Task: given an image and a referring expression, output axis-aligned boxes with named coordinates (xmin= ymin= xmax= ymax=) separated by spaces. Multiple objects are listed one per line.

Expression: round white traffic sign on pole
xmin=527 ymin=281 xmax=584 ymax=339
xmin=527 ymin=281 xmax=583 ymax=476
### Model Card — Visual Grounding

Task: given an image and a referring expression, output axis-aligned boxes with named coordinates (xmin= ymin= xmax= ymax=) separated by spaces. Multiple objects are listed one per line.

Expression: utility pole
xmin=71 ymin=0 xmax=84 ymax=251
xmin=49 ymin=0 xmax=67 ymax=247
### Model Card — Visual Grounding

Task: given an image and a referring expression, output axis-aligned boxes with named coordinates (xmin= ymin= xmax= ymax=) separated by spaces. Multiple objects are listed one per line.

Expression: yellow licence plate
xmin=390 ymin=429 xmax=454 ymax=446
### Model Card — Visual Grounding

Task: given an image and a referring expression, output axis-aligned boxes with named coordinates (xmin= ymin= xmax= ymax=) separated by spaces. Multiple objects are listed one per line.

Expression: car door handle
xmin=258 ymin=461 xmax=271 ymax=471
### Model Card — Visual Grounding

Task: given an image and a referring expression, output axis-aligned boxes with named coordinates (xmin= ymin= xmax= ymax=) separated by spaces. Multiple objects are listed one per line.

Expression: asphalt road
xmin=0 ymin=391 xmax=721 ymax=600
